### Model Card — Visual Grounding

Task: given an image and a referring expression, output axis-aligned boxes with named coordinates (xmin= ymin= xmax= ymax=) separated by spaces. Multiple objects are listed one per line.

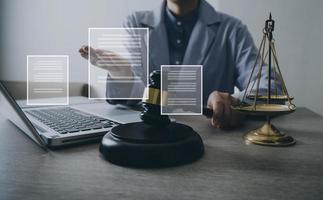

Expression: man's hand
xmin=79 ymin=45 xmax=133 ymax=78
xmin=207 ymin=91 xmax=242 ymax=129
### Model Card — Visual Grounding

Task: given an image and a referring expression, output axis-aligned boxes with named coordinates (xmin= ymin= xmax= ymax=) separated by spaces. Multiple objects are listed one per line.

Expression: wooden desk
xmin=0 ymin=106 xmax=323 ymax=200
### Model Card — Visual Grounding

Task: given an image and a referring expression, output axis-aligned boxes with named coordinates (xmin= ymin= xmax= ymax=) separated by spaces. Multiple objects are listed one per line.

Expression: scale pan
xmin=247 ymin=95 xmax=294 ymax=101
xmin=231 ymin=103 xmax=296 ymax=116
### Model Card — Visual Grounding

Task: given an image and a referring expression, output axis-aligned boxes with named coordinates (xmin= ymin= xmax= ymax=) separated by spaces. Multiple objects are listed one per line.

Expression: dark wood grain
xmin=0 ymin=108 xmax=323 ymax=200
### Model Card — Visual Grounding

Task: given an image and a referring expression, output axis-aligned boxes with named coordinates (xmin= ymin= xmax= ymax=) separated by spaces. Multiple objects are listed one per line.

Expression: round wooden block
xmin=99 ymin=122 xmax=204 ymax=168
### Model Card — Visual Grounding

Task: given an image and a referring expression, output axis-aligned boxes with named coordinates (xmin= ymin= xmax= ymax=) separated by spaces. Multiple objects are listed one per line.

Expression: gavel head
xmin=140 ymin=70 xmax=171 ymax=126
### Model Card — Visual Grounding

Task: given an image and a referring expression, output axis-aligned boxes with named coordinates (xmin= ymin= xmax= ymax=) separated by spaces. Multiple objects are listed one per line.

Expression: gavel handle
xmin=203 ymin=107 xmax=213 ymax=118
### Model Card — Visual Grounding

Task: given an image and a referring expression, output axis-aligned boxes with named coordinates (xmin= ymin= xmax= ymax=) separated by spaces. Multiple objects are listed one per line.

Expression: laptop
xmin=0 ymin=81 xmax=141 ymax=148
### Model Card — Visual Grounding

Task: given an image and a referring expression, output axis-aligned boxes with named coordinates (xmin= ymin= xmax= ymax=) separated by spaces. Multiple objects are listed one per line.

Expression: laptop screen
xmin=0 ymin=81 xmax=46 ymax=148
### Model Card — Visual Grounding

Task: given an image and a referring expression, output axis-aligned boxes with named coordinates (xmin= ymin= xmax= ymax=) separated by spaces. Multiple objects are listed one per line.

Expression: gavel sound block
xmin=100 ymin=71 xmax=204 ymax=168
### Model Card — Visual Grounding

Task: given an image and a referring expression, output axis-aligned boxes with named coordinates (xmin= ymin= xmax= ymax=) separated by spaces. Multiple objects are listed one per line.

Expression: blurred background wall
xmin=0 ymin=0 xmax=322 ymax=115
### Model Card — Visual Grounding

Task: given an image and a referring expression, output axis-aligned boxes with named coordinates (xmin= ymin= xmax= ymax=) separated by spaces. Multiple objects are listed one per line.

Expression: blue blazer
xmin=107 ymin=0 xmax=266 ymax=105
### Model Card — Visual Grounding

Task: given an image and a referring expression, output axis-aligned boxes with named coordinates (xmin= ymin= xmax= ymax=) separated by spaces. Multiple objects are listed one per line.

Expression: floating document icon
xmin=27 ymin=55 xmax=69 ymax=105
xmin=88 ymin=28 xmax=149 ymax=99
xmin=161 ymin=65 xmax=203 ymax=115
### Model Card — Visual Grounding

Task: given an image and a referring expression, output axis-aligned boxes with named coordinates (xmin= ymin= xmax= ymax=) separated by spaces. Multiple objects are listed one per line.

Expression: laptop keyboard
xmin=25 ymin=107 xmax=119 ymax=134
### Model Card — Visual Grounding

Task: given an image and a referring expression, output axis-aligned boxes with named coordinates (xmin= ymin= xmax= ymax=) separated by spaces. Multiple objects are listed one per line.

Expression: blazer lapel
xmin=140 ymin=1 xmax=169 ymax=71
xmin=182 ymin=21 xmax=216 ymax=65
xmin=182 ymin=0 xmax=221 ymax=65
xmin=149 ymin=25 xmax=170 ymax=70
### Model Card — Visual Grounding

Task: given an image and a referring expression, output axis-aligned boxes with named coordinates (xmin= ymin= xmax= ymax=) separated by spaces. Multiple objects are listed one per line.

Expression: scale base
xmin=244 ymin=123 xmax=296 ymax=146
xmin=99 ymin=122 xmax=204 ymax=168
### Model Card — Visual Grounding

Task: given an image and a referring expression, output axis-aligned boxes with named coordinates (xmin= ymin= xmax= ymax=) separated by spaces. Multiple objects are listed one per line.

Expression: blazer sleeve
xmin=106 ymin=14 xmax=147 ymax=106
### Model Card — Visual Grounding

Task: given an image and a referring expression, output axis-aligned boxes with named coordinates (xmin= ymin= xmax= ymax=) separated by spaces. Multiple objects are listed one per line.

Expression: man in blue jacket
xmin=80 ymin=0 xmax=264 ymax=128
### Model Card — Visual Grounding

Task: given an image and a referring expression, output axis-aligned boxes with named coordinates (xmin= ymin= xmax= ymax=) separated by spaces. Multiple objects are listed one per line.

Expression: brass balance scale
xmin=231 ymin=14 xmax=296 ymax=146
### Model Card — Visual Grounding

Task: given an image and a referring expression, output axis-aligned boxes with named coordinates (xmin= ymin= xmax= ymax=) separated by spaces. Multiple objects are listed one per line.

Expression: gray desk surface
xmin=0 ymin=104 xmax=323 ymax=200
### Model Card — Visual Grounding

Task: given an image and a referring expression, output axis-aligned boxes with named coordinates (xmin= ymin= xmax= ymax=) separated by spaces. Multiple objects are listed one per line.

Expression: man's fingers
xmin=211 ymin=100 xmax=224 ymax=128
xmin=207 ymin=91 xmax=223 ymax=128
xmin=79 ymin=45 xmax=96 ymax=56
xmin=213 ymin=100 xmax=224 ymax=118
xmin=231 ymin=96 xmax=240 ymax=106
xmin=221 ymin=94 xmax=232 ymax=127
xmin=79 ymin=45 xmax=88 ymax=53
xmin=79 ymin=45 xmax=89 ymax=61
xmin=87 ymin=46 xmax=97 ymax=57
xmin=80 ymin=52 xmax=88 ymax=60
xmin=229 ymin=96 xmax=242 ymax=127
xmin=207 ymin=91 xmax=243 ymax=129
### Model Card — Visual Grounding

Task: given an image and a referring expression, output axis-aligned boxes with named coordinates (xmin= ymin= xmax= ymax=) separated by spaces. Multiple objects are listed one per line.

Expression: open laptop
xmin=0 ymin=81 xmax=141 ymax=148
